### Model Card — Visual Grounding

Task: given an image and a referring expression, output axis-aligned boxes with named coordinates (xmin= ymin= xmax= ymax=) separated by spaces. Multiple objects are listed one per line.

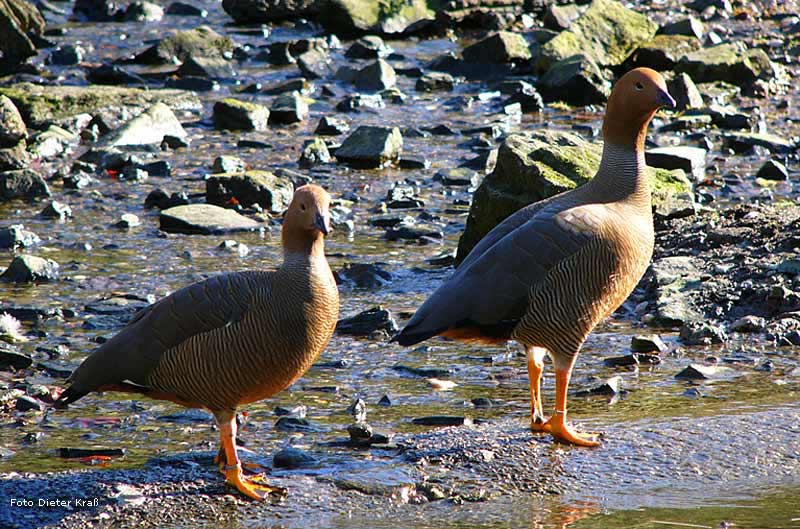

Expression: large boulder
xmin=133 ymin=26 xmax=236 ymax=64
xmin=318 ymin=0 xmax=434 ymax=36
xmin=0 ymin=169 xmax=50 ymax=201
xmin=536 ymin=0 xmax=657 ymax=73
xmin=455 ymin=130 xmax=694 ymax=262
xmin=538 ymin=54 xmax=611 ymax=105
xmin=206 ymin=170 xmax=293 ymax=212
xmin=101 ymin=103 xmax=187 ymax=147
xmin=222 ymin=0 xmax=318 ymax=23
xmin=0 ymin=0 xmax=45 ymax=71
xmin=675 ymin=43 xmax=783 ymax=89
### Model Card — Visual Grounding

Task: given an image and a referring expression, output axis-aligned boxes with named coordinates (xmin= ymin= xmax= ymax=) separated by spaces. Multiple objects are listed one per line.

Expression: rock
xmin=648 ymin=256 xmax=704 ymax=328
xmin=0 ymin=83 xmax=200 ymax=128
xmin=336 ymin=306 xmax=398 ymax=336
xmin=645 ymin=147 xmax=706 ymax=181
xmin=213 ymin=99 xmax=269 ymax=131
xmin=0 ymin=255 xmax=59 ymax=283
xmin=256 ymin=78 xmax=311 ymax=96
xmin=15 ymin=395 xmax=42 ymax=412
xmin=0 ymin=169 xmax=50 ymax=201
xmin=630 ymin=334 xmax=668 ymax=353
xmin=58 ymin=447 xmax=125 ymax=458
xmin=72 ymin=0 xmax=120 ymax=21
xmin=145 ymin=188 xmax=189 ymax=209
xmin=386 ymin=184 xmax=423 ymax=208
xmin=123 ymin=1 xmax=164 ymax=21
xmin=0 ymin=142 xmax=30 ymax=172
xmin=296 ymin=48 xmax=332 ymax=79
xmin=538 ymin=54 xmax=611 ymax=105
xmin=675 ymin=44 xmax=778 ymax=88
xmin=157 ymin=408 xmax=212 ymax=423
xmin=335 ymin=126 xmax=403 ymax=168
xmin=603 ymin=353 xmax=661 ymax=367
xmin=269 ymin=92 xmax=309 ymax=124
xmin=318 ymin=0 xmax=434 ymax=37
xmin=206 ymin=170 xmax=293 ymax=211
xmin=411 ymin=416 xmax=472 ymax=427
xmin=47 ymin=44 xmax=85 ymax=66
xmin=272 ymin=447 xmax=316 ymax=469
xmin=30 ymin=125 xmax=77 ymax=159
xmin=722 ymin=132 xmax=794 ymax=155
xmin=40 ymin=200 xmax=72 ymax=220
xmin=706 ymin=105 xmax=754 ymax=130
xmin=384 ymin=221 xmax=442 ymax=242
xmin=0 ymin=96 xmax=27 ymax=148
xmin=537 ymin=0 xmax=657 ymax=73
xmin=212 ymin=155 xmax=245 ymax=174
xmin=336 ymin=93 xmax=385 ymax=112
xmin=102 ymin=103 xmax=187 ymax=147
xmin=504 ymin=85 xmax=544 ymax=113
xmin=159 ymin=204 xmax=262 ymax=235
xmin=666 ymin=73 xmax=704 ymax=111
xmin=629 ymin=35 xmax=701 ymax=71
xmin=337 ymin=263 xmax=392 ymax=289
xmin=456 ymin=130 xmax=693 ymax=261
xmin=659 ymin=16 xmax=704 ymax=40
xmin=575 ymin=375 xmax=622 ymax=396
xmin=0 ymin=348 xmax=32 ymax=370
xmin=679 ymin=321 xmax=726 ymax=346
xmin=353 ymin=59 xmax=396 ymax=91
xmin=347 ymin=421 xmax=373 ymax=443
xmin=730 ymin=315 xmax=766 ymax=333
xmin=176 ymin=56 xmax=236 ymax=79
xmin=222 ymin=0 xmax=318 ymax=23
xmin=274 ymin=416 xmax=318 ymax=432
xmin=416 ymin=72 xmax=455 ymax=92
xmin=462 ymin=31 xmax=531 ymax=63
xmin=114 ymin=213 xmax=140 ymax=229
xmin=0 ymin=224 xmax=39 ymax=249
xmin=434 ymin=168 xmax=480 ymax=187
xmin=543 ymin=3 xmax=585 ymax=31
xmin=299 ymin=138 xmax=331 ymax=167
xmin=755 ymin=160 xmax=788 ymax=181
xmin=345 ymin=35 xmax=392 ymax=59
xmin=675 ymin=363 xmax=733 ymax=380
xmin=133 ymin=25 xmax=236 ymax=64
xmin=0 ymin=0 xmax=46 ymax=69
xmin=315 ymin=116 xmax=350 ymax=136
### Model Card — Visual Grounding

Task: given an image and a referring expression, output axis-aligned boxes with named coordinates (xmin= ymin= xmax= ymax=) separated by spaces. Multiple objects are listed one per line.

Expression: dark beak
xmin=315 ymin=212 xmax=331 ymax=235
xmin=657 ymin=88 xmax=676 ymax=109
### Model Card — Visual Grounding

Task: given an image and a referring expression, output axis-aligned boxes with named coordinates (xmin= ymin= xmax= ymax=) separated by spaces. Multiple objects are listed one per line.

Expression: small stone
xmin=543 ymin=3 xmax=585 ymax=31
xmin=378 ymin=395 xmax=391 ymax=406
xmin=47 ymin=44 xmax=85 ymax=65
xmin=346 ymin=398 xmax=367 ymax=422
xmin=347 ymin=422 xmax=373 ymax=443
xmin=273 ymin=447 xmax=316 ymax=469
xmin=538 ymin=54 xmax=611 ymax=106
xmin=603 ymin=353 xmax=661 ymax=367
xmin=354 ymin=59 xmax=396 ymax=92
xmin=114 ymin=213 xmax=140 ymax=229
xmin=335 ymin=126 xmax=402 ymax=168
xmin=411 ymin=416 xmax=472 ymax=427
xmin=667 ymin=73 xmax=704 ymax=111
xmin=722 ymin=132 xmax=794 ymax=155
xmin=0 ymin=225 xmax=40 ymax=249
xmin=336 ymin=93 xmax=385 ymax=112
xmin=269 ymin=92 xmax=309 ymax=124
xmin=103 ymin=102 xmax=187 ymax=148
xmin=416 ymin=72 xmax=455 ymax=92
xmin=730 ymin=315 xmax=766 ymax=333
xmin=755 ymin=160 xmax=788 ymax=181
xmin=15 ymin=395 xmax=42 ymax=412
xmin=0 ymin=255 xmax=59 ymax=283
xmin=679 ymin=321 xmax=726 ymax=345
xmin=212 ymin=155 xmax=245 ymax=174
xmin=274 ymin=416 xmax=317 ymax=432
xmin=159 ymin=204 xmax=262 ymax=235
xmin=462 ymin=31 xmax=531 ymax=63
xmin=0 ymin=96 xmax=27 ymax=148
xmin=645 ymin=147 xmax=706 ymax=181
xmin=0 ymin=170 xmax=50 ymax=201
xmin=165 ymin=2 xmax=207 ymax=16
xmin=433 ymin=168 xmax=480 ymax=187
xmin=336 ymin=306 xmax=398 ymax=336
xmin=575 ymin=375 xmax=622 ymax=396
xmin=345 ymin=36 xmax=392 ymax=59
xmin=123 ymin=1 xmax=164 ymax=21
xmin=337 ymin=263 xmax=392 ymax=289
xmin=206 ymin=170 xmax=293 ymax=211
xmin=659 ymin=16 xmax=705 ymax=41
xmin=315 ymin=116 xmax=350 ymax=136
xmin=213 ymin=99 xmax=270 ymax=131
xmin=0 ymin=348 xmax=32 ymax=370
xmin=299 ymin=138 xmax=331 ymax=167
xmin=630 ymin=334 xmax=669 ymax=353
xmin=296 ymin=48 xmax=332 ymax=80
xmin=675 ymin=363 xmax=734 ymax=380
xmin=176 ymin=56 xmax=236 ymax=79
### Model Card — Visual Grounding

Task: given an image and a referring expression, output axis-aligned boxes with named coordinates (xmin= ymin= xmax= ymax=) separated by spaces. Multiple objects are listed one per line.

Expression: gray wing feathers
xmin=68 ymin=272 xmax=265 ymax=393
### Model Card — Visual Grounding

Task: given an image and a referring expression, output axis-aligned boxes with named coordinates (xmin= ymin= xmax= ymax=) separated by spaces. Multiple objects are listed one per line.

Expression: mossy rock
xmin=206 ymin=170 xmax=293 ymax=212
xmin=629 ymin=34 xmax=702 ymax=70
xmin=0 ymin=83 xmax=201 ymax=127
xmin=537 ymin=0 xmax=657 ymax=72
xmin=455 ymin=130 xmax=693 ymax=262
xmin=319 ymin=0 xmax=435 ymax=36
xmin=675 ymin=43 xmax=777 ymax=86
xmin=134 ymin=25 xmax=236 ymax=64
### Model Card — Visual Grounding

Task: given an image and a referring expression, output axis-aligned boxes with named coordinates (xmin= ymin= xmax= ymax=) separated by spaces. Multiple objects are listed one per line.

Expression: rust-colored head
xmin=602 ymin=67 xmax=675 ymax=150
xmin=282 ymin=184 xmax=332 ymax=253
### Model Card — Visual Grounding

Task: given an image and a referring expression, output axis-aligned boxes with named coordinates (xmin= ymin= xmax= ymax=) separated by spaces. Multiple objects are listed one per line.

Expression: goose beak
xmin=315 ymin=212 xmax=331 ymax=235
xmin=657 ymin=89 xmax=676 ymax=109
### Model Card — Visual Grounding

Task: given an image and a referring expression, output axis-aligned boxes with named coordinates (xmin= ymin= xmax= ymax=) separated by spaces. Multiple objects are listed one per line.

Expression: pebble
xmin=336 ymin=306 xmax=399 ymax=336
xmin=272 ymin=447 xmax=316 ymax=469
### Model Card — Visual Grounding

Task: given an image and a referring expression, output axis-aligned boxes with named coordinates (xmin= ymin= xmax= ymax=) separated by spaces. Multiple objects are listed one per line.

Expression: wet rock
xmin=0 ymin=224 xmax=39 ymax=249
xmin=603 ymin=353 xmax=661 ymax=367
xmin=645 ymin=147 xmax=706 ymax=182
xmin=346 ymin=35 xmax=392 ymax=59
xmin=30 ymin=125 xmax=77 ymax=159
xmin=272 ymin=447 xmax=316 ymax=469
xmin=133 ymin=25 xmax=236 ymax=64
xmin=706 ymin=105 xmax=754 ymax=130
xmin=217 ymin=239 xmax=249 ymax=257
xmin=176 ymin=56 xmax=236 ymax=79
xmin=386 ymin=184 xmax=423 ymax=208
xmin=378 ymin=395 xmax=391 ymax=406
xmin=0 ymin=0 xmax=46 ymax=69
xmin=299 ymin=138 xmax=331 ymax=167
xmin=722 ymin=132 xmax=794 ymax=155
xmin=335 ymin=126 xmax=402 ymax=168
xmin=392 ymin=364 xmax=450 ymax=378
xmin=337 ymin=262 xmax=392 ymax=289
xmin=538 ymin=54 xmax=611 ymax=105
xmin=336 ymin=93 xmax=385 ymax=112
xmin=222 ymin=0 xmax=318 ymax=23
xmin=675 ymin=363 xmax=733 ymax=380
xmin=0 ymin=255 xmax=59 ymax=283
xmin=629 ymin=35 xmax=701 ymax=71
xmin=15 ymin=395 xmax=42 ymax=412
xmin=113 ymin=213 xmax=140 ymax=229
xmin=416 ymin=72 xmax=455 ymax=92
xmin=213 ymin=99 xmax=269 ymax=131
xmin=630 ymin=334 xmax=668 ymax=354
xmin=462 ymin=31 xmax=531 ymax=64
xmin=315 ymin=116 xmax=350 ymax=136
xmin=122 ymin=1 xmax=164 ymax=21
xmin=206 ymin=170 xmax=293 ymax=212
xmin=412 ymin=416 xmax=472 ymax=427
xmin=274 ymin=416 xmax=318 ymax=432
xmin=667 ymin=73 xmax=704 ymax=111
xmin=434 ymin=168 xmax=480 ymax=187
xmin=347 ymin=421 xmax=373 ymax=443
xmin=47 ymin=44 xmax=85 ymax=66
xmin=648 ymin=256 xmax=704 ymax=327
xmin=159 ymin=204 xmax=262 ymax=235
xmin=296 ymin=48 xmax=332 ymax=79
xmin=318 ymin=0 xmax=434 ymax=37
xmin=144 ymin=189 xmax=188 ymax=210
xmin=659 ymin=16 xmax=704 ymax=40
xmin=157 ymin=409 xmax=212 ymax=423
xmin=337 ymin=306 xmax=399 ymax=336
xmin=0 ymin=142 xmax=30 ymax=172
xmin=58 ymin=447 xmax=125 ymax=458
xmin=39 ymin=200 xmax=72 ymax=220
xmin=543 ymin=3 xmax=585 ymax=31
xmin=102 ymin=103 xmax=187 ymax=147
xmin=212 ymin=155 xmax=245 ymax=174
xmin=0 ymin=95 xmax=27 ymax=148
xmin=679 ymin=321 xmax=726 ymax=346
xmin=755 ymin=160 xmax=788 ymax=181
xmin=730 ymin=315 xmax=766 ymax=333
xmin=0 ymin=348 xmax=32 ymax=370
xmin=575 ymin=375 xmax=622 ymax=396
xmin=536 ymin=0 xmax=657 ymax=73
xmin=385 ymin=221 xmax=442 ymax=242
xmin=456 ymin=130 xmax=692 ymax=261
xmin=269 ymin=91 xmax=309 ymax=124
xmin=72 ymin=0 xmax=120 ymax=21
xmin=504 ymin=85 xmax=544 ymax=113
xmin=0 ymin=169 xmax=50 ymax=201
xmin=353 ymin=59 xmax=396 ymax=91
xmin=676 ymin=44 xmax=780 ymax=88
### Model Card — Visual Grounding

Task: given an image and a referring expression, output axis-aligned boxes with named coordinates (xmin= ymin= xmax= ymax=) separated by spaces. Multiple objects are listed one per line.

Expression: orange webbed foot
xmin=223 ymin=464 xmax=287 ymax=501
xmin=544 ymin=412 xmax=601 ymax=447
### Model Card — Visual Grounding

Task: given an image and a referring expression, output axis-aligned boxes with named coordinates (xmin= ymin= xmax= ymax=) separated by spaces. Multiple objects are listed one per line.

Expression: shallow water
xmin=2 ymin=1 xmax=800 ymax=527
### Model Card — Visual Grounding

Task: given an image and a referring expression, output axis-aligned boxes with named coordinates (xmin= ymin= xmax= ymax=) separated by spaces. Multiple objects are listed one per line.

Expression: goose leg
xmin=215 ymin=410 xmax=287 ymax=500
xmin=527 ymin=346 xmax=547 ymax=431
xmin=544 ymin=355 xmax=600 ymax=447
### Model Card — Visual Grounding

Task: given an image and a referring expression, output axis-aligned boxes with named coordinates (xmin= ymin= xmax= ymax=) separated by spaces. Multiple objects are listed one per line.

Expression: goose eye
xmin=634 ymin=82 xmax=644 ymax=91
xmin=300 ymin=203 xmax=306 ymax=211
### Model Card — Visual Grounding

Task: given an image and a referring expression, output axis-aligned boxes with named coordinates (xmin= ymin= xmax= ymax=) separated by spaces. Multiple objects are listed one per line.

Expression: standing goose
xmin=393 ymin=68 xmax=675 ymax=446
xmin=56 ymin=184 xmax=339 ymax=499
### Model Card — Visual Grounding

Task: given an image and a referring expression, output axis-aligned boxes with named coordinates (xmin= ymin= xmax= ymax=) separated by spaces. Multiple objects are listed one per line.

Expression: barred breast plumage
xmin=393 ymin=68 xmax=675 ymax=447
xmin=56 ymin=184 xmax=339 ymax=500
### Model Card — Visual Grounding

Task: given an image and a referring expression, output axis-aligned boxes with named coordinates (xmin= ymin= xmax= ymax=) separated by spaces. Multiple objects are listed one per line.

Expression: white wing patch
xmin=554 ymin=205 xmax=606 ymax=237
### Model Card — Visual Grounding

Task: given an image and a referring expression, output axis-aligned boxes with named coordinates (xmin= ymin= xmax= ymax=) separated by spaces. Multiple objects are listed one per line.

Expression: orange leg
xmin=540 ymin=356 xmax=600 ymax=447
xmin=527 ymin=347 xmax=547 ymax=431
xmin=215 ymin=410 xmax=287 ymax=500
